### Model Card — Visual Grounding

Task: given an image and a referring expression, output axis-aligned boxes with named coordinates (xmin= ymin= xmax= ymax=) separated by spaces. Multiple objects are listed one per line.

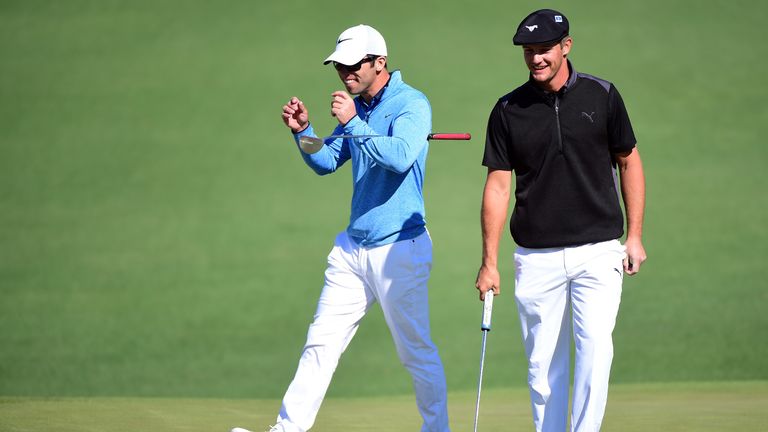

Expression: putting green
xmin=1 ymin=381 xmax=765 ymax=431
xmin=2 ymin=0 xmax=767 ymax=403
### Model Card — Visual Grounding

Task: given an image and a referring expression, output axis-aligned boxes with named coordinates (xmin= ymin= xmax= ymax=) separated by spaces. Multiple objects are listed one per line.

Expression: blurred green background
xmin=1 ymin=0 xmax=766 ymax=401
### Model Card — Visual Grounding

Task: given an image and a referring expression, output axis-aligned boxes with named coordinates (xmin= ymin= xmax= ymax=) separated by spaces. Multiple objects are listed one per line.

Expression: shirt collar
xmin=359 ymin=72 xmax=393 ymax=110
xmin=562 ymin=60 xmax=577 ymax=92
xmin=527 ymin=60 xmax=576 ymax=97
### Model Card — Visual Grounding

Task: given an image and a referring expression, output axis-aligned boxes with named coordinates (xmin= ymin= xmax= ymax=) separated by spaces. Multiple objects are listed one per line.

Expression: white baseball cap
xmin=323 ymin=24 xmax=387 ymax=66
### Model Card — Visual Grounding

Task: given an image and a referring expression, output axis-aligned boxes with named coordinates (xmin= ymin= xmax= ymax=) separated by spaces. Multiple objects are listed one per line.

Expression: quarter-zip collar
xmin=525 ymin=61 xmax=577 ymax=155
xmin=358 ymin=71 xmax=394 ymax=112
xmin=527 ymin=60 xmax=577 ymax=102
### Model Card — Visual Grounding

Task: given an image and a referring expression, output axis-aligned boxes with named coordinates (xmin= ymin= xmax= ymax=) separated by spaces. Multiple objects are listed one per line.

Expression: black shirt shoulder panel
xmin=574 ymin=72 xmax=612 ymax=93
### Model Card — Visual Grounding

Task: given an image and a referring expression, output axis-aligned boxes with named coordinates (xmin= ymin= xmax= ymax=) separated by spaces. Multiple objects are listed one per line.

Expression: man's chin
xmin=530 ymin=72 xmax=550 ymax=82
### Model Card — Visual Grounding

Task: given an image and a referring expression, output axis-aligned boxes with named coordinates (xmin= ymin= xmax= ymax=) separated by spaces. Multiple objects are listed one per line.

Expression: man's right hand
xmin=475 ymin=264 xmax=500 ymax=301
xmin=282 ymin=97 xmax=309 ymax=133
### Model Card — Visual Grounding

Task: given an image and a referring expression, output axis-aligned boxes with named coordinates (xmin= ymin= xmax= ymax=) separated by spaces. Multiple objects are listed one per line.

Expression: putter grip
xmin=481 ymin=291 xmax=494 ymax=331
xmin=428 ymin=133 xmax=471 ymax=140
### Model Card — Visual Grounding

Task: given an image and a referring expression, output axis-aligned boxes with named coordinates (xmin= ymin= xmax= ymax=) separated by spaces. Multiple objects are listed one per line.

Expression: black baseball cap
xmin=513 ymin=9 xmax=569 ymax=46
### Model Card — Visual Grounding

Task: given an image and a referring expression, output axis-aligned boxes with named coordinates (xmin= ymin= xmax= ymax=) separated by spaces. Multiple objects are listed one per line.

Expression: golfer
xmin=233 ymin=24 xmax=450 ymax=432
xmin=475 ymin=9 xmax=647 ymax=432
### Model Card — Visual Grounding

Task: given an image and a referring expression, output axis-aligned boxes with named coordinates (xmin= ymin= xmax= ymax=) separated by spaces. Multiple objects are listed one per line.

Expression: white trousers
xmin=514 ymin=240 xmax=625 ymax=432
xmin=277 ymin=231 xmax=450 ymax=432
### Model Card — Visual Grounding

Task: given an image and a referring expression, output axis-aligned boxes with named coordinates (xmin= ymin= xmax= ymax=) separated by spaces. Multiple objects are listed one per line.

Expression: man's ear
xmin=561 ymin=37 xmax=573 ymax=57
xmin=375 ymin=56 xmax=387 ymax=72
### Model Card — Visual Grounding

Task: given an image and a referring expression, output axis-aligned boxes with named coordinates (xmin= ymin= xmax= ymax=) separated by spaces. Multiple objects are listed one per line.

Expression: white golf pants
xmin=277 ymin=231 xmax=450 ymax=432
xmin=514 ymin=240 xmax=625 ymax=432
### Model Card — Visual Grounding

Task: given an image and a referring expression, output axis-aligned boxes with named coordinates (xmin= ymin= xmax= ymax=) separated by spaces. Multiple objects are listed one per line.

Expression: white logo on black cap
xmin=525 ymin=25 xmax=538 ymax=32
xmin=555 ymin=15 xmax=563 ymax=22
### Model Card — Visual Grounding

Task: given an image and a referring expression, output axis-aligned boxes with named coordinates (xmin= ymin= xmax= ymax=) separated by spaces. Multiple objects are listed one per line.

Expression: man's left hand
xmin=331 ymin=91 xmax=356 ymax=125
xmin=623 ymin=237 xmax=647 ymax=275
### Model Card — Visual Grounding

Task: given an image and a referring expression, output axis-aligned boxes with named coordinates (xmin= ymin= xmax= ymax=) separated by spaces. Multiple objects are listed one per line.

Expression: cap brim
xmin=323 ymin=41 xmax=367 ymax=65
xmin=323 ymin=51 xmax=366 ymax=65
xmin=513 ymin=33 xmax=568 ymax=46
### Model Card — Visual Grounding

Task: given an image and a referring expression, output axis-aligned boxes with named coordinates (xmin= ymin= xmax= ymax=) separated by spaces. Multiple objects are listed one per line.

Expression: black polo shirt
xmin=482 ymin=61 xmax=636 ymax=248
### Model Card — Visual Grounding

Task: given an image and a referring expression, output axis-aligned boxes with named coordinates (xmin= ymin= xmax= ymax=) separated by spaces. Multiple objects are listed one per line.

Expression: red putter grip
xmin=428 ymin=133 xmax=471 ymax=140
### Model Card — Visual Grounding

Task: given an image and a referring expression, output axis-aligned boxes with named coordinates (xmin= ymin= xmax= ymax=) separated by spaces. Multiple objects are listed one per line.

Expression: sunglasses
xmin=333 ymin=56 xmax=377 ymax=72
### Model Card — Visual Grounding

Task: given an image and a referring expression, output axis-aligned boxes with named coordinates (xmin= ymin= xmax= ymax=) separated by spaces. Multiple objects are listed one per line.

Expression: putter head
xmin=298 ymin=136 xmax=324 ymax=154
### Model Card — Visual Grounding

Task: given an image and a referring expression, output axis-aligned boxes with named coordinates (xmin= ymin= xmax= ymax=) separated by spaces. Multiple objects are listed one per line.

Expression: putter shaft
xmin=473 ymin=291 xmax=494 ymax=432
xmin=473 ymin=329 xmax=489 ymax=432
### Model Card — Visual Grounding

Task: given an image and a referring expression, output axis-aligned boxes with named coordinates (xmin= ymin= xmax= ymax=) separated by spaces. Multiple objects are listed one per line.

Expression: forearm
xmin=481 ymin=194 xmax=507 ymax=267
xmin=619 ymin=150 xmax=646 ymax=240
xmin=480 ymin=172 xmax=511 ymax=267
xmin=294 ymin=124 xmax=345 ymax=175
xmin=475 ymin=169 xmax=511 ymax=296
xmin=617 ymin=148 xmax=647 ymax=274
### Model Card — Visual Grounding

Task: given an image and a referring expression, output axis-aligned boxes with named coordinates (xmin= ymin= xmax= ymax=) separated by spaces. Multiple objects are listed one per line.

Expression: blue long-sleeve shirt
xmin=293 ymin=70 xmax=431 ymax=247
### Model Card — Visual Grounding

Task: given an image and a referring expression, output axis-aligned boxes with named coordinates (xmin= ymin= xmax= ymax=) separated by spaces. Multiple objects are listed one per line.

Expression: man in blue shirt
xmin=233 ymin=24 xmax=449 ymax=432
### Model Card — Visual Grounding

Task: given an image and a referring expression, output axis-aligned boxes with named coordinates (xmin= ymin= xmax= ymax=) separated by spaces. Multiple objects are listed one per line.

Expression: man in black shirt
xmin=475 ymin=9 xmax=647 ymax=432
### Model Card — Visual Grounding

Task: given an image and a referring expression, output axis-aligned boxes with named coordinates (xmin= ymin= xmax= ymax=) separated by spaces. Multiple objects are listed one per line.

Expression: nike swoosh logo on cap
xmin=337 ymin=37 xmax=353 ymax=43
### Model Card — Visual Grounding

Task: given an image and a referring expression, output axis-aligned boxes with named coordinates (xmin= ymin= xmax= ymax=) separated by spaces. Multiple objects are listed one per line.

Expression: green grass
xmin=1 ymin=0 xmax=767 ymax=403
xmin=1 ymin=382 xmax=766 ymax=431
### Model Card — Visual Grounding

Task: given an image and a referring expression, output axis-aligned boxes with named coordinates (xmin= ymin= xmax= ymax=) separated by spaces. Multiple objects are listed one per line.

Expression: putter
xmin=298 ymin=132 xmax=471 ymax=154
xmin=473 ymin=290 xmax=495 ymax=432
